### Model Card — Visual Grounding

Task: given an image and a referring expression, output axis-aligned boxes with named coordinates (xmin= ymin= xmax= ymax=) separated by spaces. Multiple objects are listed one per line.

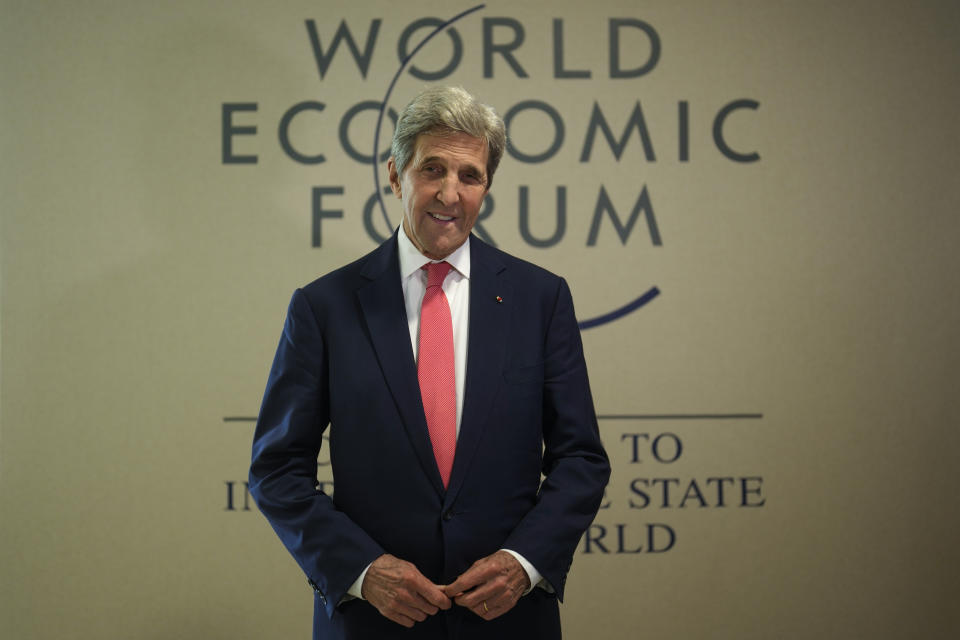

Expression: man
xmin=250 ymin=86 xmax=609 ymax=639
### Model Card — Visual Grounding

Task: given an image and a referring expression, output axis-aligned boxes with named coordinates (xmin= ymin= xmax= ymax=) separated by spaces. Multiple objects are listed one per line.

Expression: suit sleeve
xmin=249 ymin=288 xmax=384 ymax=617
xmin=502 ymin=278 xmax=611 ymax=599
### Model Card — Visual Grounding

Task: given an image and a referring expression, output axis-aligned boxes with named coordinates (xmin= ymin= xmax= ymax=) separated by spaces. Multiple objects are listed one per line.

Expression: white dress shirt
xmin=397 ymin=223 xmax=471 ymax=436
xmin=346 ymin=227 xmax=543 ymax=599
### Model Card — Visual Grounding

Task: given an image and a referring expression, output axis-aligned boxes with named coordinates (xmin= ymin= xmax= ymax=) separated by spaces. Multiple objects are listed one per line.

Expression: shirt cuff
xmin=500 ymin=548 xmax=547 ymax=595
xmin=345 ymin=563 xmax=372 ymax=601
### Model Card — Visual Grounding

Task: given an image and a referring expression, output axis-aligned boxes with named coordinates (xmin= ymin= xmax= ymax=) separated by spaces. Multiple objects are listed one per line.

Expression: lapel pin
xmin=495 ymin=295 xmax=503 ymax=303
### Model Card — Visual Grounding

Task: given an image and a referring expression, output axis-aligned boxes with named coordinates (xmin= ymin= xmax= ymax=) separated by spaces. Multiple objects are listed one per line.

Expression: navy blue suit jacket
xmin=249 ymin=234 xmax=609 ymax=639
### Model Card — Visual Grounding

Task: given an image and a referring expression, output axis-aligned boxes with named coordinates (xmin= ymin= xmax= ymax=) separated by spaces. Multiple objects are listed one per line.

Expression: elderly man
xmin=250 ymin=86 xmax=609 ymax=640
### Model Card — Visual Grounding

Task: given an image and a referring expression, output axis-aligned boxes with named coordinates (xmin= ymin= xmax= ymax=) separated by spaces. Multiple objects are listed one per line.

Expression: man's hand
xmin=361 ymin=554 xmax=451 ymax=628
xmin=443 ymin=550 xmax=531 ymax=621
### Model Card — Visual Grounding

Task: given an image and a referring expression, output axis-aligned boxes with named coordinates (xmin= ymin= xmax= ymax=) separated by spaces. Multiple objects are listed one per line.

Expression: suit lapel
xmin=356 ymin=236 xmax=445 ymax=496
xmin=445 ymin=238 xmax=509 ymax=506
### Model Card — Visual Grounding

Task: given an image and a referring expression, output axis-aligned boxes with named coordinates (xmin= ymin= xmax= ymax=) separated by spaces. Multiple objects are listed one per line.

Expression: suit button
xmin=442 ymin=510 xmax=453 ymax=521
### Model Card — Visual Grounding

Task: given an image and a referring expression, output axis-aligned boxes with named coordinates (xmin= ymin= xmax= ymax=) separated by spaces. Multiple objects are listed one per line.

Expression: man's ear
xmin=387 ymin=157 xmax=402 ymax=199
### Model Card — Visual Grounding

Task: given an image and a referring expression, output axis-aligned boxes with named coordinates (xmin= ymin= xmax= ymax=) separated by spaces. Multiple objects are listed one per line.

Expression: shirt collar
xmin=397 ymin=224 xmax=471 ymax=281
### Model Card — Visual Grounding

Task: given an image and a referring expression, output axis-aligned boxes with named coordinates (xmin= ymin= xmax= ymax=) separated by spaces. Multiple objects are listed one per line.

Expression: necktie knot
xmin=424 ymin=261 xmax=452 ymax=289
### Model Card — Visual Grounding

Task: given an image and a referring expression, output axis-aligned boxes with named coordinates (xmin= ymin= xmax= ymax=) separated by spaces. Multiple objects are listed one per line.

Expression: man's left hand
xmin=442 ymin=550 xmax=531 ymax=621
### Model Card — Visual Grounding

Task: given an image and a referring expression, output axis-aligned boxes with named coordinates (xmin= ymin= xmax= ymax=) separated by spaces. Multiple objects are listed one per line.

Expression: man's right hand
xmin=361 ymin=553 xmax=451 ymax=628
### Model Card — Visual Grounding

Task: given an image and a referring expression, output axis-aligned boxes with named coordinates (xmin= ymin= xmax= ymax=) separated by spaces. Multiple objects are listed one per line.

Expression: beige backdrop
xmin=2 ymin=1 xmax=958 ymax=638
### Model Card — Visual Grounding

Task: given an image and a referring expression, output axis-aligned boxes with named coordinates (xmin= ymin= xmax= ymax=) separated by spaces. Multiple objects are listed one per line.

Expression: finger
xmin=391 ymin=598 xmax=432 ymax=622
xmin=454 ymin=575 xmax=524 ymax=614
xmin=443 ymin=572 xmax=481 ymax=598
xmin=379 ymin=589 xmax=447 ymax=626
xmin=482 ymin=599 xmax=500 ymax=620
xmin=381 ymin=609 xmax=418 ymax=628
xmin=402 ymin=571 xmax=451 ymax=611
xmin=411 ymin=590 xmax=451 ymax=616
xmin=387 ymin=580 xmax=450 ymax=618
xmin=454 ymin=582 xmax=499 ymax=610
xmin=416 ymin=583 xmax=452 ymax=610
xmin=444 ymin=559 xmax=495 ymax=597
xmin=452 ymin=571 xmax=505 ymax=608
xmin=471 ymin=597 xmax=503 ymax=621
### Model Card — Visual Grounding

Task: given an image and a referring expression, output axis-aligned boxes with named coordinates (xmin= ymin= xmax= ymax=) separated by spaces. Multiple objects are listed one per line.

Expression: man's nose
xmin=436 ymin=176 xmax=460 ymax=205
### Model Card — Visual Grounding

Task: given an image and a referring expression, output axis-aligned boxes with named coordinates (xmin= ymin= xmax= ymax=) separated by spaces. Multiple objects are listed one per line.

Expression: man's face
xmin=388 ymin=131 xmax=489 ymax=260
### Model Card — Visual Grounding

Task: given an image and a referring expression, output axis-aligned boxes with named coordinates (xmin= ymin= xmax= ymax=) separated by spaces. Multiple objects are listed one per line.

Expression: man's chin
xmin=423 ymin=238 xmax=466 ymax=260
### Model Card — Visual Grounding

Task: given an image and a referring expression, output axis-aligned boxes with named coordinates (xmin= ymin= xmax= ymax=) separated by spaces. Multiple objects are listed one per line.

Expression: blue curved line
xmin=372 ymin=4 xmax=487 ymax=232
xmin=578 ymin=287 xmax=661 ymax=330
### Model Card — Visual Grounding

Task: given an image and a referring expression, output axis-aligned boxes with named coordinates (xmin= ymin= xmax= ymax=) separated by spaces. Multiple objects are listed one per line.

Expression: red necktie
xmin=418 ymin=261 xmax=456 ymax=488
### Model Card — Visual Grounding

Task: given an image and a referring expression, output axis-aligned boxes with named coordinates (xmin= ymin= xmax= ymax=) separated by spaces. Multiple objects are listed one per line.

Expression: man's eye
xmin=462 ymin=174 xmax=481 ymax=184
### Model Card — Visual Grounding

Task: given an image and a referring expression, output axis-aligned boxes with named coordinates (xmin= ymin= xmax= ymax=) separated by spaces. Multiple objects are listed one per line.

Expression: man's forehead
xmin=412 ymin=132 xmax=488 ymax=169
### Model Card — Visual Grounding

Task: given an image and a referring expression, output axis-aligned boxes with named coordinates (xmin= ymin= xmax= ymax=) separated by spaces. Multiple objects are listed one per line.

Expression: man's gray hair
xmin=391 ymin=86 xmax=507 ymax=189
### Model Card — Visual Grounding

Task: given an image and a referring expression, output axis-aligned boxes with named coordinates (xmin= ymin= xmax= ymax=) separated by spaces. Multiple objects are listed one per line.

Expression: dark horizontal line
xmin=225 ymin=413 xmax=763 ymax=423
xmin=598 ymin=414 xmax=763 ymax=420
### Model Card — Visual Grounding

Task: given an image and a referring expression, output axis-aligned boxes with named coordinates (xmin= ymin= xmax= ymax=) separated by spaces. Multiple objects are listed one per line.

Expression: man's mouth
xmin=427 ymin=212 xmax=455 ymax=222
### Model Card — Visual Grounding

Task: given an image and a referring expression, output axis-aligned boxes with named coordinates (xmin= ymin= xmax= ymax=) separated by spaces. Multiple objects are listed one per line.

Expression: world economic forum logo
xmin=220 ymin=3 xmax=760 ymax=330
